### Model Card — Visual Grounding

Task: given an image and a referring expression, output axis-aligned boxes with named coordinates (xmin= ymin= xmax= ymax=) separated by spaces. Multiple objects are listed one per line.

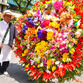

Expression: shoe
xmin=3 ymin=71 xmax=10 ymax=77
xmin=0 ymin=72 xmax=3 ymax=75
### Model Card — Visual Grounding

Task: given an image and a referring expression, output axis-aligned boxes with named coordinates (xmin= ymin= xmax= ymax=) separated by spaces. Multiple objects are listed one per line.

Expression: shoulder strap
xmin=1 ymin=22 xmax=12 ymax=44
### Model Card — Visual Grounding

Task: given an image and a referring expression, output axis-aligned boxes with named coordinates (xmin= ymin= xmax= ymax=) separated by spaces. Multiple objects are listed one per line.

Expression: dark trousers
xmin=0 ymin=61 xmax=9 ymax=73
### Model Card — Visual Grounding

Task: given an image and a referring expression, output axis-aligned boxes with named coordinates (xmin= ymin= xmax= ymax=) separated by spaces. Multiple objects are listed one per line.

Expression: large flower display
xmin=14 ymin=0 xmax=83 ymax=83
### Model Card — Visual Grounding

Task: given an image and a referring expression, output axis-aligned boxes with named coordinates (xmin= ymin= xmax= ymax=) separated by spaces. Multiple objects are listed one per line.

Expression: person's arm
xmin=0 ymin=26 xmax=3 ymax=48
xmin=0 ymin=44 xmax=3 ymax=48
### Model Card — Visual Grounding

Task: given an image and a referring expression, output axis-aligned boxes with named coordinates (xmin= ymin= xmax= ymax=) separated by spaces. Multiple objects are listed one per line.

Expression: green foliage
xmin=10 ymin=17 xmax=16 ymax=24
xmin=57 ymin=59 xmax=83 ymax=83
xmin=35 ymin=75 xmax=50 ymax=83
xmin=13 ymin=0 xmax=35 ymax=14
xmin=0 ymin=16 xmax=2 ymax=21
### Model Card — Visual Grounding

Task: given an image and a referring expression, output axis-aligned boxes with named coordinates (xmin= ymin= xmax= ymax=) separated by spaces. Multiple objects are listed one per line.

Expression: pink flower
xmin=35 ymin=9 xmax=41 ymax=17
xmin=54 ymin=0 xmax=62 ymax=11
xmin=72 ymin=24 xmax=75 ymax=28
xmin=71 ymin=42 xmax=74 ymax=46
xmin=41 ymin=20 xmax=50 ymax=28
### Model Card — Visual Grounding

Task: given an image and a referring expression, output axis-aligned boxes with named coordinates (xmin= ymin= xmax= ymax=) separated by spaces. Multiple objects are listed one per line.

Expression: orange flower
xmin=26 ymin=27 xmax=35 ymax=36
xmin=47 ymin=59 xmax=52 ymax=66
xmin=62 ymin=53 xmax=69 ymax=61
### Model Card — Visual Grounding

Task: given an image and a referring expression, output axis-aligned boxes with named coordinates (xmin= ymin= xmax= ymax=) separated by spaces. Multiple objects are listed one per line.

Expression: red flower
xmin=41 ymin=20 xmax=50 ymax=27
xmin=18 ymin=31 xmax=23 ymax=37
xmin=42 ymin=30 xmax=47 ymax=40
xmin=25 ymin=21 xmax=34 ymax=28
xmin=64 ymin=64 xmax=73 ymax=70
xmin=58 ymin=68 xmax=65 ymax=77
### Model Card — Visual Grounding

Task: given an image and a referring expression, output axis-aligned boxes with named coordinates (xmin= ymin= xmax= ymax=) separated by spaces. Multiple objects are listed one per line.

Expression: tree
xmin=13 ymin=0 xmax=35 ymax=14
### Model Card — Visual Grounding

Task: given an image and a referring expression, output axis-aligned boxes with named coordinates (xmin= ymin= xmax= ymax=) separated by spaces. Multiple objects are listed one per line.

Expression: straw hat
xmin=0 ymin=10 xmax=15 ymax=19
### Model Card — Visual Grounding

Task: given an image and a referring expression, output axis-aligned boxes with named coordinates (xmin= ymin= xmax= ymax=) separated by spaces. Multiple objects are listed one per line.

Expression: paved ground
xmin=0 ymin=52 xmax=83 ymax=83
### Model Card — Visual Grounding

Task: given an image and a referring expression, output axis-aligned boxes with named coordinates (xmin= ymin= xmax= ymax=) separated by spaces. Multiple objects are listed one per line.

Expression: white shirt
xmin=0 ymin=20 xmax=13 ymax=63
xmin=0 ymin=20 xmax=10 ymax=44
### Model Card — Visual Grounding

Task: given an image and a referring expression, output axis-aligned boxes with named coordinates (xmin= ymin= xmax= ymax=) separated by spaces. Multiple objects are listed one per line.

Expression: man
xmin=0 ymin=10 xmax=18 ymax=75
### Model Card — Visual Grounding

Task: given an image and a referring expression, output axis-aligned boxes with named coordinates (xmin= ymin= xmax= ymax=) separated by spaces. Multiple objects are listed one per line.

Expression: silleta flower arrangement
xmin=14 ymin=0 xmax=83 ymax=83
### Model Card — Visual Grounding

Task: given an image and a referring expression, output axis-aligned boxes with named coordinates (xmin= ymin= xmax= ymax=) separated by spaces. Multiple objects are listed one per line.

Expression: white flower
xmin=46 ymin=69 xmax=51 ymax=73
xmin=68 ymin=19 xmax=73 ymax=27
xmin=40 ymin=62 xmax=43 ymax=67
xmin=58 ymin=63 xmax=63 ymax=68
xmin=63 ymin=32 xmax=68 ymax=38
xmin=68 ymin=44 xmax=72 ymax=47
xmin=55 ymin=61 xmax=60 ymax=65
xmin=38 ymin=55 xmax=41 ymax=59
xmin=75 ymin=31 xmax=81 ymax=37
xmin=30 ymin=59 xmax=35 ymax=65
xmin=26 ymin=43 xmax=30 ymax=49
xmin=46 ymin=29 xmax=53 ymax=32
xmin=50 ymin=54 xmax=53 ymax=57
xmin=77 ymin=19 xmax=81 ymax=26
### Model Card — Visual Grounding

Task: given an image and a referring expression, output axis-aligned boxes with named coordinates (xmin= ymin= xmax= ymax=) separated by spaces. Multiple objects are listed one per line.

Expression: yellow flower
xmin=47 ymin=59 xmax=52 ymax=66
xmin=37 ymin=64 xmax=40 ymax=68
xmin=35 ymin=58 xmax=40 ymax=63
xmin=74 ymin=40 xmax=78 ymax=44
xmin=62 ymin=53 xmax=69 ymax=61
xmin=25 ymin=64 xmax=29 ymax=68
xmin=47 ymin=65 xmax=50 ymax=69
xmin=52 ymin=66 xmax=56 ymax=72
xmin=22 ymin=53 xmax=26 ymax=57
xmin=76 ymin=26 xmax=79 ymax=29
xmin=69 ymin=48 xmax=75 ymax=54
xmin=74 ymin=19 xmax=78 ymax=22
xmin=70 ymin=38 xmax=74 ymax=42
xmin=33 ymin=65 xmax=36 ymax=68
xmin=49 ymin=21 xmax=60 ymax=30
xmin=35 ymin=41 xmax=48 ymax=56
xmin=33 ymin=7 xmax=38 ymax=12
xmin=63 ymin=1 xmax=70 ymax=7
xmin=24 ymin=49 xmax=29 ymax=54
xmin=47 ymin=31 xmax=54 ymax=40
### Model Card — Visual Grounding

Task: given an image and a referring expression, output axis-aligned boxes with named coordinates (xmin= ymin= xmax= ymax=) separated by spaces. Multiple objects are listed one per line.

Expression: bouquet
xmin=14 ymin=0 xmax=83 ymax=83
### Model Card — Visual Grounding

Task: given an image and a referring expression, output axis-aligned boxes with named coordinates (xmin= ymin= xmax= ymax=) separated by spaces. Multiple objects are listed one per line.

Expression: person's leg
xmin=1 ymin=61 xmax=9 ymax=74
xmin=0 ymin=63 xmax=2 ymax=73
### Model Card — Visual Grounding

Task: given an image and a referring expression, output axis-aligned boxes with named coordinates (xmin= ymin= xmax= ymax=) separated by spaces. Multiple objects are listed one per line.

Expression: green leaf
xmin=27 ymin=76 xmax=32 ymax=80
xmin=39 ymin=68 xmax=44 ymax=73
xmin=80 ymin=29 xmax=83 ymax=36
xmin=47 ymin=55 xmax=52 ymax=59
xmin=75 ymin=15 xmax=81 ymax=19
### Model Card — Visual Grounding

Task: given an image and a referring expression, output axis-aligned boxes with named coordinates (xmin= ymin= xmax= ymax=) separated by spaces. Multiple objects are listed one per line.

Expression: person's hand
xmin=0 ymin=44 xmax=3 ymax=48
xmin=12 ymin=46 xmax=14 ymax=50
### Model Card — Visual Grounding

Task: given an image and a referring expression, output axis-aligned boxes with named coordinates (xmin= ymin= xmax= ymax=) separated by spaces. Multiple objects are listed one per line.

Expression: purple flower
xmin=31 ymin=50 xmax=34 ymax=53
xmin=22 ymin=24 xmax=28 ymax=33
xmin=70 ymin=32 xmax=74 ymax=35
xmin=54 ymin=1 xmax=62 ymax=11
xmin=43 ymin=59 xmax=47 ymax=68
xmin=37 ymin=29 xmax=43 ymax=38
xmin=36 ymin=9 xmax=41 ymax=17
xmin=28 ymin=17 xmax=35 ymax=26
xmin=62 ymin=48 xmax=69 ymax=53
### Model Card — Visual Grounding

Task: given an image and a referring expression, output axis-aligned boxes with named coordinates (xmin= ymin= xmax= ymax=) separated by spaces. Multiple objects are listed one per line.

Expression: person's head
xmin=1 ymin=10 xmax=15 ymax=23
